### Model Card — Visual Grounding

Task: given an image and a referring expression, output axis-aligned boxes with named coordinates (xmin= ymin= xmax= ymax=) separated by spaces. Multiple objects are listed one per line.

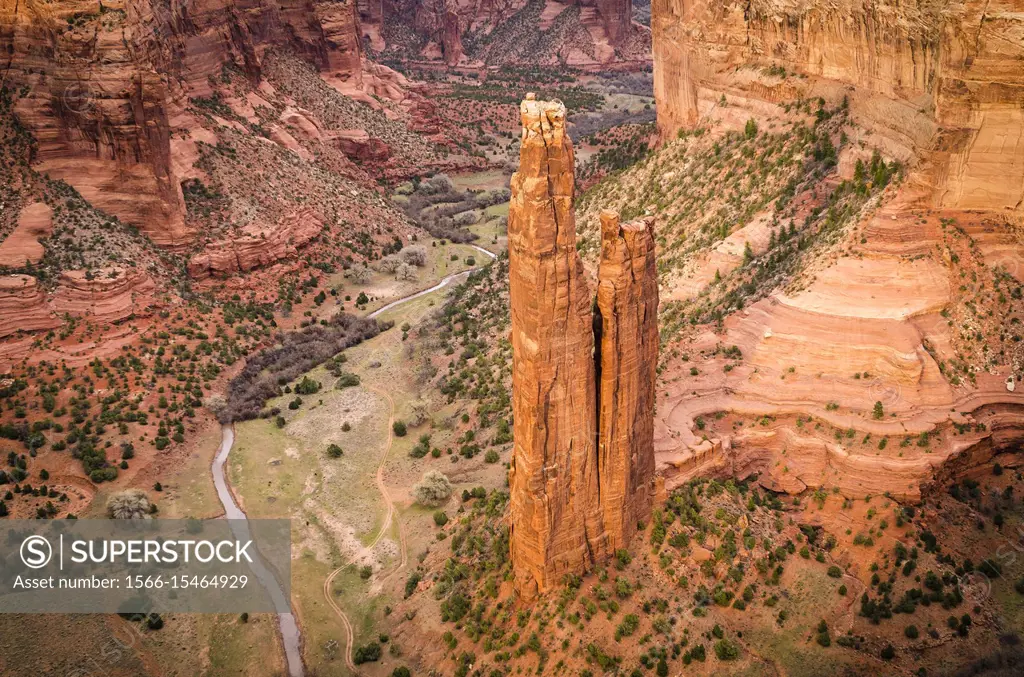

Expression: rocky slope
xmin=508 ymin=96 xmax=658 ymax=597
xmin=361 ymin=0 xmax=650 ymax=67
xmin=574 ymin=0 xmax=1024 ymax=503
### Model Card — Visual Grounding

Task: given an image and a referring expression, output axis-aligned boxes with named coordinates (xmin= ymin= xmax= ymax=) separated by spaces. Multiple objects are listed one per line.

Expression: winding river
xmin=210 ymin=243 xmax=498 ymax=677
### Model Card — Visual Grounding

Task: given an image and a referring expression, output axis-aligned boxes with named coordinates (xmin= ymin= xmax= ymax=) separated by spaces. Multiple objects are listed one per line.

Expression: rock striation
xmin=53 ymin=268 xmax=158 ymax=324
xmin=187 ymin=209 xmax=326 ymax=280
xmin=0 ymin=268 xmax=156 ymax=339
xmin=508 ymin=96 xmax=659 ymax=598
xmin=595 ymin=210 xmax=659 ymax=552
xmin=651 ymin=0 xmax=1024 ymax=218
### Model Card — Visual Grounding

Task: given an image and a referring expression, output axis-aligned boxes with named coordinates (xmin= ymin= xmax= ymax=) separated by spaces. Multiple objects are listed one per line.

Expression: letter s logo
xmin=20 ymin=535 xmax=53 ymax=569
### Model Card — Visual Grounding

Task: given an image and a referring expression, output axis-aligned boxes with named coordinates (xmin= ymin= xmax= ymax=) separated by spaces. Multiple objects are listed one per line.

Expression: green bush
xmin=393 ymin=421 xmax=407 ymax=437
xmin=433 ymin=511 xmax=449 ymax=527
xmin=484 ymin=449 xmax=499 ymax=463
xmin=327 ymin=444 xmax=343 ymax=458
xmin=714 ymin=639 xmax=739 ymax=660
xmin=353 ymin=643 xmax=381 ymax=664
xmin=336 ymin=372 xmax=361 ymax=388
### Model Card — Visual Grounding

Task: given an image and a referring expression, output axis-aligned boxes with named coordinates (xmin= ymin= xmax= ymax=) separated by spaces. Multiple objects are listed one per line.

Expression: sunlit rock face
xmin=595 ymin=209 xmax=659 ymax=553
xmin=508 ymin=96 xmax=658 ymax=598
xmin=651 ymin=0 xmax=1024 ymax=216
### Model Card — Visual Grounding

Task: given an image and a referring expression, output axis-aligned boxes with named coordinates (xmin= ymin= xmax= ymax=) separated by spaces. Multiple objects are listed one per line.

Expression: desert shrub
xmin=433 ymin=511 xmax=449 ymax=526
xmin=327 ymin=444 xmax=343 ymax=458
xmin=397 ymin=263 xmax=417 ymax=281
xmin=714 ymin=639 xmax=739 ymax=660
xmin=294 ymin=376 xmax=321 ymax=395
xmin=393 ymin=421 xmax=407 ymax=437
xmin=353 ymin=643 xmax=381 ymax=664
xmin=336 ymin=372 xmax=361 ymax=388
xmin=484 ymin=449 xmax=500 ymax=463
xmin=401 ymin=246 xmax=428 ymax=267
xmin=412 ymin=470 xmax=452 ymax=507
xmin=106 ymin=489 xmax=151 ymax=519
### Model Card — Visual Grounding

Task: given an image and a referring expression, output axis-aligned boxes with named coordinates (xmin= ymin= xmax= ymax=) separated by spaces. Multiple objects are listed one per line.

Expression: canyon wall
xmin=360 ymin=0 xmax=645 ymax=66
xmin=0 ymin=0 xmax=366 ymax=247
xmin=651 ymin=0 xmax=1024 ymax=218
xmin=508 ymin=97 xmax=658 ymax=597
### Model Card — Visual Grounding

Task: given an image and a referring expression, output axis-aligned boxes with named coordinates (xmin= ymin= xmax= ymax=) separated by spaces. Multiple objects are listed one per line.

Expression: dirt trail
xmin=321 ymin=384 xmax=403 ymax=673
xmin=322 ymin=247 xmax=495 ymax=671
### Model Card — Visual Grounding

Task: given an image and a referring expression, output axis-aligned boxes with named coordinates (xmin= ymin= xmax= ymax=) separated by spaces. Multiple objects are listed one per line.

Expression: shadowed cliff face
xmin=651 ymin=0 xmax=1024 ymax=217
xmin=508 ymin=96 xmax=658 ymax=598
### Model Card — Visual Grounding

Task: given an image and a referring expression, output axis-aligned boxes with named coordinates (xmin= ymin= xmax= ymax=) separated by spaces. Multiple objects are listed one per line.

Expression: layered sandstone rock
xmin=651 ymin=0 xmax=1024 ymax=218
xmin=0 ymin=275 xmax=59 ymax=338
xmin=595 ymin=210 xmax=659 ymax=552
xmin=508 ymin=96 xmax=606 ymax=598
xmin=325 ymin=130 xmax=393 ymax=163
xmin=187 ymin=209 xmax=326 ymax=279
xmin=509 ymin=97 xmax=658 ymax=597
xmin=53 ymin=268 xmax=158 ymax=323
xmin=0 ymin=0 xmax=373 ymax=248
xmin=0 ymin=203 xmax=53 ymax=267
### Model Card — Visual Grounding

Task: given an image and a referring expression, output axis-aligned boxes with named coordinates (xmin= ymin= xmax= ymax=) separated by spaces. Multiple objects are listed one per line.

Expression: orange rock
xmin=0 ymin=202 xmax=53 ymax=267
xmin=53 ymin=268 xmax=158 ymax=324
xmin=508 ymin=97 xmax=659 ymax=598
xmin=595 ymin=210 xmax=659 ymax=552
xmin=508 ymin=95 xmax=606 ymax=599
xmin=651 ymin=0 xmax=1024 ymax=217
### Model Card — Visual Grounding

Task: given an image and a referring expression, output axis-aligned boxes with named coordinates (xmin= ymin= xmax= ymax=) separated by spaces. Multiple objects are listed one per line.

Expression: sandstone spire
xmin=508 ymin=95 xmax=659 ymax=599
xmin=508 ymin=94 xmax=607 ymax=599
xmin=595 ymin=210 xmax=659 ymax=552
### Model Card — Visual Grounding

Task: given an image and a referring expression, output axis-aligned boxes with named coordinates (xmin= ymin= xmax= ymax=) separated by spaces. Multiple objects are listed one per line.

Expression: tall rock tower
xmin=595 ymin=210 xmax=660 ymax=552
xmin=507 ymin=95 xmax=607 ymax=599
xmin=508 ymin=95 xmax=659 ymax=599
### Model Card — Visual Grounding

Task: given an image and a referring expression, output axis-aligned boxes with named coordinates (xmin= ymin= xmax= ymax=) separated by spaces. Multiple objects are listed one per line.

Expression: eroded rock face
xmin=0 ymin=268 xmax=156 ymax=338
xmin=187 ymin=209 xmax=326 ymax=279
xmin=53 ymin=268 xmax=158 ymax=324
xmin=651 ymin=0 xmax=1024 ymax=217
xmin=508 ymin=97 xmax=658 ymax=597
xmin=361 ymin=0 xmax=645 ymax=66
xmin=0 ymin=0 xmax=369 ymax=247
xmin=508 ymin=96 xmax=606 ymax=599
xmin=0 ymin=203 xmax=53 ymax=267
xmin=0 ymin=275 xmax=60 ymax=338
xmin=595 ymin=210 xmax=659 ymax=552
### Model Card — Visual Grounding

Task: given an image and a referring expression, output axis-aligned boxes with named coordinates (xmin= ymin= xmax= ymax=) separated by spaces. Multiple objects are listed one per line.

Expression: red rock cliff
xmin=0 ymin=0 xmax=367 ymax=247
xmin=508 ymin=96 xmax=658 ymax=598
xmin=651 ymin=0 xmax=1024 ymax=217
